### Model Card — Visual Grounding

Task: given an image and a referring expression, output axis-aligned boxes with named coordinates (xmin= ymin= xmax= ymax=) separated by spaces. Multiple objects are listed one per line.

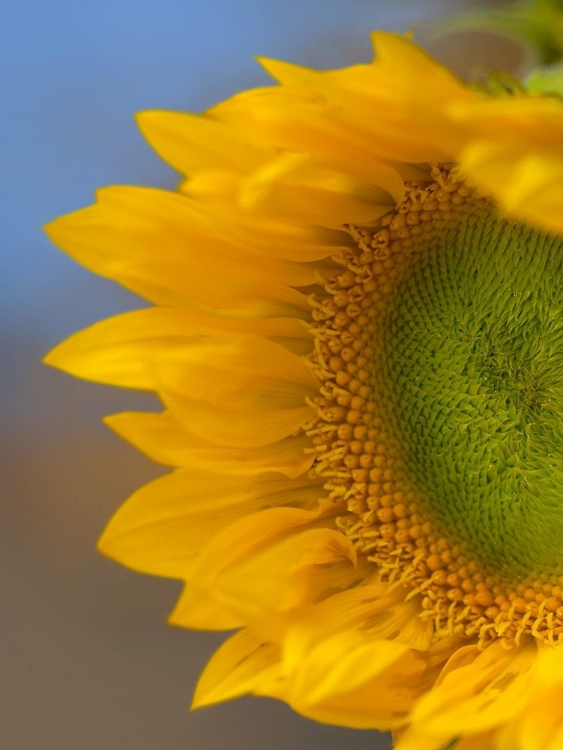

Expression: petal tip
xmin=134 ymin=108 xmax=160 ymax=132
xmin=190 ymin=691 xmax=206 ymax=711
xmin=96 ymin=524 xmax=120 ymax=562
xmin=43 ymin=215 xmax=69 ymax=247
xmin=42 ymin=340 xmax=70 ymax=372
xmin=256 ymin=57 xmax=295 ymax=84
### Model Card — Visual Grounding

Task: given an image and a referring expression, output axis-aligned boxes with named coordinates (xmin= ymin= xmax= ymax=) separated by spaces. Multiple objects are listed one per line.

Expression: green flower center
xmin=310 ymin=167 xmax=563 ymax=644
xmin=382 ymin=209 xmax=563 ymax=581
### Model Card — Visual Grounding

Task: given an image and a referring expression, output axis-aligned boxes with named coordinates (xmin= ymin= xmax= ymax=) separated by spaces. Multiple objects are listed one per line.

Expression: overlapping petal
xmin=192 ymin=629 xmax=284 ymax=707
xmin=169 ymin=505 xmax=343 ymax=629
xmin=251 ymin=32 xmax=480 ymax=164
xmin=397 ymin=639 xmax=538 ymax=750
xmin=152 ymin=335 xmax=317 ymax=448
xmin=106 ymin=410 xmax=315 ymax=476
xmin=190 ymin=527 xmax=442 ymax=730
xmin=98 ymin=470 xmax=322 ymax=581
xmin=496 ymin=645 xmax=563 ymax=750
xmin=44 ymin=307 xmax=313 ymax=389
xmin=45 ymin=186 xmax=323 ymax=308
xmin=137 ymin=109 xmax=267 ymax=176
xmin=459 ymin=141 xmax=563 ymax=234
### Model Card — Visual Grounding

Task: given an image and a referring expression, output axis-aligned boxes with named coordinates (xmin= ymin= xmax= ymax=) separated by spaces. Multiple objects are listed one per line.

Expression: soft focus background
xmin=3 ymin=1 xmax=522 ymax=748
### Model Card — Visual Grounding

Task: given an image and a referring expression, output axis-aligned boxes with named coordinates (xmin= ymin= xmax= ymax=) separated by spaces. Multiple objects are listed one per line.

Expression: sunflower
xmin=45 ymin=31 xmax=563 ymax=749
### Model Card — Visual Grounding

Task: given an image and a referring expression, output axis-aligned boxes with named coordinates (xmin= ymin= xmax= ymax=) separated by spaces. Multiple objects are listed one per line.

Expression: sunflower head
xmin=45 ymin=31 xmax=563 ymax=750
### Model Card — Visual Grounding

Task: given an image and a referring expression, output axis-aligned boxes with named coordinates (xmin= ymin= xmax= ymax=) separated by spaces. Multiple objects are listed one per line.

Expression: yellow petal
xmin=106 ymin=410 xmax=315 ymax=476
xmin=289 ymin=648 xmax=428 ymax=730
xmin=136 ymin=109 xmax=266 ymax=176
xmin=170 ymin=506 xmax=339 ymax=629
xmin=45 ymin=186 xmax=316 ymax=308
xmin=257 ymin=57 xmax=437 ymax=165
xmin=155 ymin=335 xmax=317 ymax=448
xmin=370 ymin=30 xmax=472 ymax=105
xmin=455 ymin=733 xmax=499 ymax=750
xmin=287 ymin=623 xmax=424 ymax=706
xmin=291 ymin=636 xmax=463 ymax=733
xmin=460 ymin=141 xmax=563 ymax=235
xmin=399 ymin=639 xmax=538 ymax=750
xmin=44 ymin=307 xmax=312 ymax=389
xmin=212 ymin=84 xmax=420 ymax=193
xmin=239 ymin=151 xmax=395 ymax=228
xmin=211 ymin=528 xmax=355 ymax=617
xmin=98 ymin=469 xmax=321 ymax=580
xmin=500 ymin=645 xmax=563 ymax=750
xmin=192 ymin=629 xmax=283 ymax=709
xmin=280 ymin=584 xmax=433 ymax=725
xmin=170 ymin=594 xmax=243 ymax=632
xmin=181 ymin=170 xmax=354 ymax=261
xmin=450 ymin=95 xmax=563 ymax=149
xmin=368 ymin=31 xmax=481 ymax=160
xmin=43 ymin=307 xmax=204 ymax=389
xmin=283 ymin=583 xmax=432 ymax=675
xmin=256 ymin=32 xmax=479 ymax=165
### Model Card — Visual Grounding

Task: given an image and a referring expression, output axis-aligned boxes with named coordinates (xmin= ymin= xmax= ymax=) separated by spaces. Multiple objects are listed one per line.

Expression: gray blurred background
xmin=3 ymin=1 xmax=519 ymax=748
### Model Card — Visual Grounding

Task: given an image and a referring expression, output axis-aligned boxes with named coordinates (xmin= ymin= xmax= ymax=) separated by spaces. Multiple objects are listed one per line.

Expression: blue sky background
xmin=3 ymin=2 xmax=482 ymax=749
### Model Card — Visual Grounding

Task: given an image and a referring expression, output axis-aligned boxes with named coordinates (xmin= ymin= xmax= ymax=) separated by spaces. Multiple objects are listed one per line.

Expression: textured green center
xmin=381 ymin=210 xmax=563 ymax=581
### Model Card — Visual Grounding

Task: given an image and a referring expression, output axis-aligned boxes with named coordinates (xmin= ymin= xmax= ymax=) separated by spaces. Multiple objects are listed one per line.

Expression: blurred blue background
xmin=3 ymin=1 xmax=511 ymax=748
